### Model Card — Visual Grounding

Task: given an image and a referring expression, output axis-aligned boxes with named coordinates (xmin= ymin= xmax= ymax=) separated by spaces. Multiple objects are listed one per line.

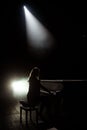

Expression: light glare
xmin=11 ymin=78 xmax=29 ymax=97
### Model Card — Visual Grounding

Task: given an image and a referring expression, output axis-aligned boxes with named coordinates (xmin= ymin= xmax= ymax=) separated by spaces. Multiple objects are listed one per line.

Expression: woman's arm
xmin=40 ymin=83 xmax=51 ymax=94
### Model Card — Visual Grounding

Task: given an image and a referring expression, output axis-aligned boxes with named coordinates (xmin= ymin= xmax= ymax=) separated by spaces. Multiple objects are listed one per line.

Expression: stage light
xmin=11 ymin=78 xmax=29 ymax=97
xmin=23 ymin=5 xmax=26 ymax=10
xmin=23 ymin=5 xmax=54 ymax=56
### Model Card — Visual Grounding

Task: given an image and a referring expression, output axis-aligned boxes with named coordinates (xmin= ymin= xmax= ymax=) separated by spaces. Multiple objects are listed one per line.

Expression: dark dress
xmin=27 ymin=76 xmax=40 ymax=106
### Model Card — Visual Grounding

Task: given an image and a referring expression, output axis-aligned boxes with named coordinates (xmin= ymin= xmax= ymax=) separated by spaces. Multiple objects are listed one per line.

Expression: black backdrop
xmin=0 ymin=1 xmax=87 ymax=80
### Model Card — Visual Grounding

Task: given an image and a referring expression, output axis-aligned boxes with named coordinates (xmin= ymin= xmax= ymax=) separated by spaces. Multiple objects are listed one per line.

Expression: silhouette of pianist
xmin=20 ymin=67 xmax=51 ymax=107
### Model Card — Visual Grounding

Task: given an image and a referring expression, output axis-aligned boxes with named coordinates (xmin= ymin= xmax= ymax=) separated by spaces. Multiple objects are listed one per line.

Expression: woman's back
xmin=27 ymin=67 xmax=40 ymax=106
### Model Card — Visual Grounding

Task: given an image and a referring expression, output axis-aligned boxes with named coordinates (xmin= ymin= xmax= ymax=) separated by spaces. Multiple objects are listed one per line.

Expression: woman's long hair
xmin=28 ymin=67 xmax=40 ymax=81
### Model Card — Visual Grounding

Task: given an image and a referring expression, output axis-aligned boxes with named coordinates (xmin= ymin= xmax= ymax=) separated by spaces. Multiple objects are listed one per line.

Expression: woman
xmin=20 ymin=67 xmax=51 ymax=107
xmin=27 ymin=67 xmax=41 ymax=106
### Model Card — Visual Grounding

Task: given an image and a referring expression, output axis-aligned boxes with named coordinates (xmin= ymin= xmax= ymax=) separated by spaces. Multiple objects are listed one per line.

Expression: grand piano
xmin=40 ymin=79 xmax=87 ymax=128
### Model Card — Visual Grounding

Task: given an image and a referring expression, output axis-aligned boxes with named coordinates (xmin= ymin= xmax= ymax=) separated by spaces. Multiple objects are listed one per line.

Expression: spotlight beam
xmin=23 ymin=6 xmax=55 ymax=56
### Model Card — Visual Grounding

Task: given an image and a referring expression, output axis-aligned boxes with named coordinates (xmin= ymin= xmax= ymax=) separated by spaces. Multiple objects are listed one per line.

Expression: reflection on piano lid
xmin=40 ymin=89 xmax=61 ymax=95
xmin=41 ymin=80 xmax=64 ymax=91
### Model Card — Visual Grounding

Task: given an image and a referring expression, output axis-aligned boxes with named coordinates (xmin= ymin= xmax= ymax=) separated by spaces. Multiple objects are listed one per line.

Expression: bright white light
xmin=11 ymin=78 xmax=29 ymax=97
xmin=23 ymin=5 xmax=26 ymax=10
xmin=23 ymin=6 xmax=54 ymax=55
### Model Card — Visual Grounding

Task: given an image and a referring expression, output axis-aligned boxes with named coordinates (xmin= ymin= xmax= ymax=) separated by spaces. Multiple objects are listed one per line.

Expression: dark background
xmin=0 ymin=2 xmax=87 ymax=129
xmin=0 ymin=0 xmax=87 ymax=80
